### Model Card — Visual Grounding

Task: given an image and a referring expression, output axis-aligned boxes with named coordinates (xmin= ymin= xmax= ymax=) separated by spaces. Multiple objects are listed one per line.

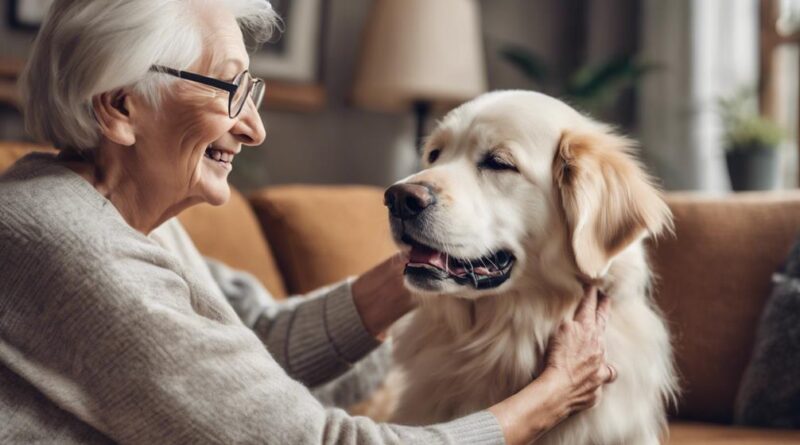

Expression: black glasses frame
xmin=149 ymin=65 xmax=263 ymax=118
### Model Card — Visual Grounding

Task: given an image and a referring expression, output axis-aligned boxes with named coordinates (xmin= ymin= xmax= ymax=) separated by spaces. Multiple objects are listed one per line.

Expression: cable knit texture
xmin=0 ymin=153 xmax=504 ymax=444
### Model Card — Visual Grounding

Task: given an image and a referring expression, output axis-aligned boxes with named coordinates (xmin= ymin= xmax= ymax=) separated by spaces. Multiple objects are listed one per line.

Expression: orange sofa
xmin=2 ymin=142 xmax=799 ymax=444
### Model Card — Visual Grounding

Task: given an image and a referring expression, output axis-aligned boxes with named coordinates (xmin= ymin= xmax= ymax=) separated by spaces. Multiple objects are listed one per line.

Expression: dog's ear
xmin=553 ymin=127 xmax=673 ymax=280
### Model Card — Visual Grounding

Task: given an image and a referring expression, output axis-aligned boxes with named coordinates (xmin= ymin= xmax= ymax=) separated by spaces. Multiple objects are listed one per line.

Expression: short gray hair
xmin=20 ymin=0 xmax=278 ymax=151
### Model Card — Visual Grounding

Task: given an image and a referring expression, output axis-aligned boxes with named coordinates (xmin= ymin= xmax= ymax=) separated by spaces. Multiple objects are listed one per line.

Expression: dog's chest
xmin=392 ymin=299 xmax=559 ymax=422
xmin=392 ymin=293 xmax=675 ymax=445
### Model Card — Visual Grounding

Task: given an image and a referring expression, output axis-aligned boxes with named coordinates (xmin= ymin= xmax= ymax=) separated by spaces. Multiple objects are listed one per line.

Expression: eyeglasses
xmin=150 ymin=65 xmax=265 ymax=118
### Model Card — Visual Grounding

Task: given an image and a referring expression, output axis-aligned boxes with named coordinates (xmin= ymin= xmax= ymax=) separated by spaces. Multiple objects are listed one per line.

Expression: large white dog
xmin=383 ymin=91 xmax=677 ymax=444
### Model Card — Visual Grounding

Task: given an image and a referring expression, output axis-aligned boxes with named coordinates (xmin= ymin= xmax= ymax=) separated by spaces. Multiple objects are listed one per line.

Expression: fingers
xmin=391 ymin=251 xmax=409 ymax=264
xmin=599 ymin=363 xmax=617 ymax=383
xmin=591 ymin=387 xmax=603 ymax=408
xmin=573 ymin=285 xmax=598 ymax=322
xmin=596 ymin=291 xmax=611 ymax=329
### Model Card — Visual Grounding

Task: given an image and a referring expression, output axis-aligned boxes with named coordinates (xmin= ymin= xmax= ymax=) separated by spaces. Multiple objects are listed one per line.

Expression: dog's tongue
xmin=409 ymin=244 xmax=447 ymax=269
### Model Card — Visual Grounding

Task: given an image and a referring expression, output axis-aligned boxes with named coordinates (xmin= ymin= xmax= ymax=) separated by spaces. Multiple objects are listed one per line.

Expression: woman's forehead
xmin=196 ymin=9 xmax=249 ymax=75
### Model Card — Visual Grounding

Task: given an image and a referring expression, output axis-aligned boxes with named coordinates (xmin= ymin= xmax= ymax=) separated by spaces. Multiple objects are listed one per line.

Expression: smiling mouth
xmin=204 ymin=145 xmax=235 ymax=166
xmin=402 ymin=234 xmax=515 ymax=290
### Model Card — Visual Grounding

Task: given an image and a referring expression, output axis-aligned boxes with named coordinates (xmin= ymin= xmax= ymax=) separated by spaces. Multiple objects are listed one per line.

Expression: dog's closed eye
xmin=478 ymin=152 xmax=518 ymax=173
xmin=428 ymin=149 xmax=441 ymax=164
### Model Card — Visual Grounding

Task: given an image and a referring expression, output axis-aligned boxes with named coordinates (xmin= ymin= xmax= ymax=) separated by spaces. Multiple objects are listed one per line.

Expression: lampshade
xmin=352 ymin=0 xmax=487 ymax=112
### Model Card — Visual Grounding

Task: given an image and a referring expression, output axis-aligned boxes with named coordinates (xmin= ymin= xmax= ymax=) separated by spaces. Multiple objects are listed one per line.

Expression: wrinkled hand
xmin=544 ymin=286 xmax=616 ymax=412
xmin=488 ymin=286 xmax=617 ymax=445
xmin=351 ymin=252 xmax=415 ymax=339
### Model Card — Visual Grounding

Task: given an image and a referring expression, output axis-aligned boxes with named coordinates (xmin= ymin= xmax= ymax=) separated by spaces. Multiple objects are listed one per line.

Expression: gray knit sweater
xmin=0 ymin=153 xmax=504 ymax=444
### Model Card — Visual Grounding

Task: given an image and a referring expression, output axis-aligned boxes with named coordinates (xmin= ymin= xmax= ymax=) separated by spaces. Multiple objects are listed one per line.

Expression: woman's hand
xmin=351 ymin=252 xmax=415 ymax=339
xmin=544 ymin=285 xmax=616 ymax=412
xmin=488 ymin=286 xmax=616 ymax=445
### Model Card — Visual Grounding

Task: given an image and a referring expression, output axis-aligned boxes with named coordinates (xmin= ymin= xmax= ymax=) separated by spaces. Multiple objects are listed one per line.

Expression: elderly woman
xmin=0 ymin=1 xmax=616 ymax=444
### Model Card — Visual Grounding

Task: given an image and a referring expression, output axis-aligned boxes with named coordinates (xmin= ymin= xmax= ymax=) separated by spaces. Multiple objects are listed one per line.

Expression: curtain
xmin=638 ymin=0 xmax=759 ymax=191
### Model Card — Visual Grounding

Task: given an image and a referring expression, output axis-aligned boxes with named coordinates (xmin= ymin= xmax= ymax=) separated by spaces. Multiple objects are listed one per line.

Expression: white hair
xmin=20 ymin=0 xmax=278 ymax=151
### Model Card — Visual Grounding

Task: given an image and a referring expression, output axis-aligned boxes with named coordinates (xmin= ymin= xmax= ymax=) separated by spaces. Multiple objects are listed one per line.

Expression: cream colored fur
xmin=387 ymin=91 xmax=677 ymax=445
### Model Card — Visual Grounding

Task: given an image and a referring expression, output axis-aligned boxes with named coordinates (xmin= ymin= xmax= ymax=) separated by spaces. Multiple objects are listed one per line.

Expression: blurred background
xmin=0 ymin=0 xmax=798 ymax=193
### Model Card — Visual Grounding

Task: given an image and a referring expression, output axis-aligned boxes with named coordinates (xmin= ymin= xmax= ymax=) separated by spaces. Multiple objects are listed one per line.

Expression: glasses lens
xmin=230 ymin=72 xmax=250 ymax=118
xmin=251 ymin=80 xmax=265 ymax=110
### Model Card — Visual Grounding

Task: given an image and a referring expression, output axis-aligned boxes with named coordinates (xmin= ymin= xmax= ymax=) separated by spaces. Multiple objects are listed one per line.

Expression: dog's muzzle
xmin=383 ymin=183 xmax=516 ymax=291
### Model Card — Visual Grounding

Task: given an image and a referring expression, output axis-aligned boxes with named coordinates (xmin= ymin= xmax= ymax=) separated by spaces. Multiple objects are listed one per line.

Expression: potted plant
xmin=718 ymin=90 xmax=785 ymax=191
xmin=500 ymin=46 xmax=656 ymax=121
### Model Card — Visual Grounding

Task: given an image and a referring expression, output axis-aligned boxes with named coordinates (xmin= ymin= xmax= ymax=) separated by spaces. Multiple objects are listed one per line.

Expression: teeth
xmin=205 ymin=147 xmax=235 ymax=164
xmin=446 ymin=251 xmax=513 ymax=275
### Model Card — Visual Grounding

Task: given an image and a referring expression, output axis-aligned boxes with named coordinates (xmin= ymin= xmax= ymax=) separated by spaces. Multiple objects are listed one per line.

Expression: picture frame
xmin=251 ymin=0 xmax=325 ymax=83
xmin=8 ymin=0 xmax=53 ymax=30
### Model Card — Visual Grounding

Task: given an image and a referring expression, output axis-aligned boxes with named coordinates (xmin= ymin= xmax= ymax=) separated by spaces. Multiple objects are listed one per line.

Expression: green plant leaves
xmin=718 ymin=88 xmax=785 ymax=150
xmin=499 ymin=45 xmax=655 ymax=116
xmin=564 ymin=55 xmax=657 ymax=110
xmin=499 ymin=45 xmax=549 ymax=84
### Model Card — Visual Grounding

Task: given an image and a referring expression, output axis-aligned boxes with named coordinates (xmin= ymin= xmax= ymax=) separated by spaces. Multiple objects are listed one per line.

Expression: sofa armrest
xmin=652 ymin=191 xmax=800 ymax=424
xmin=668 ymin=421 xmax=800 ymax=444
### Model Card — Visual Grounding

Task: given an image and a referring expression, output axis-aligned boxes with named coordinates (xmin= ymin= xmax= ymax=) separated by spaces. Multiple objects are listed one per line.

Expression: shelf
xmin=0 ymin=58 xmax=24 ymax=109
xmin=0 ymin=57 xmax=326 ymax=112
xmin=263 ymin=80 xmax=327 ymax=112
xmin=0 ymin=81 xmax=20 ymax=109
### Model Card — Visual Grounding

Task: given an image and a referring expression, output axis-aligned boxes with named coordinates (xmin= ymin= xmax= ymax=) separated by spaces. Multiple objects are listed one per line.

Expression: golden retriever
xmin=383 ymin=90 xmax=677 ymax=444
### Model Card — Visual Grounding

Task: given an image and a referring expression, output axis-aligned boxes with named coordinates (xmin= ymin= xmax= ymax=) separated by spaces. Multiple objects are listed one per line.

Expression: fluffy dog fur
xmin=386 ymin=91 xmax=677 ymax=444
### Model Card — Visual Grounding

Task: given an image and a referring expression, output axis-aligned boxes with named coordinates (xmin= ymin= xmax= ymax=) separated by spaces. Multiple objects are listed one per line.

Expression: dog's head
xmin=385 ymin=91 xmax=672 ymax=298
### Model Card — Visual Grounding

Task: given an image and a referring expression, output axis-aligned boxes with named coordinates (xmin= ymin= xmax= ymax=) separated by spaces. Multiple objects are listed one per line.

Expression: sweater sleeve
xmin=204 ymin=257 xmax=382 ymax=387
xmin=0 ymin=238 xmax=505 ymax=445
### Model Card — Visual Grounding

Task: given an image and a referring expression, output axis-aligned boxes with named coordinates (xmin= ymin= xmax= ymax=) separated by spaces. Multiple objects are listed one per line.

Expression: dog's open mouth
xmin=402 ymin=235 xmax=515 ymax=290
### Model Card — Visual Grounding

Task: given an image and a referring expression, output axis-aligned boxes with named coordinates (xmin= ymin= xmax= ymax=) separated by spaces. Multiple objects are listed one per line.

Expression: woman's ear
xmin=92 ymin=90 xmax=136 ymax=146
xmin=552 ymin=127 xmax=673 ymax=280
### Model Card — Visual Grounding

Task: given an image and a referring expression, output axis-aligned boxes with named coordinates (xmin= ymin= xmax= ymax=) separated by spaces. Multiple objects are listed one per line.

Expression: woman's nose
xmin=231 ymin=100 xmax=266 ymax=146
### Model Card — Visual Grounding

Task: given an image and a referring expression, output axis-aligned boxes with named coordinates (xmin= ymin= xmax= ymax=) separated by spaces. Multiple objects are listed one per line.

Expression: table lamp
xmin=353 ymin=0 xmax=487 ymax=151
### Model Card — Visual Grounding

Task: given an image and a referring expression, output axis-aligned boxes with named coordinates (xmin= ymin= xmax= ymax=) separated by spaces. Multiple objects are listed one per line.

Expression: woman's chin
xmin=197 ymin=176 xmax=232 ymax=206
xmin=199 ymin=157 xmax=233 ymax=206
xmin=203 ymin=185 xmax=231 ymax=206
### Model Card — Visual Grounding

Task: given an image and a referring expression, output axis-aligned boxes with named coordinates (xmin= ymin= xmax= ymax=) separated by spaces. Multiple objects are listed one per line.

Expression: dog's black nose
xmin=384 ymin=183 xmax=436 ymax=220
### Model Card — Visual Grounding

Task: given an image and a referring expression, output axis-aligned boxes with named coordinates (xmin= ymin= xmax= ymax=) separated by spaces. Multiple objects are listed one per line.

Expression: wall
xmin=0 ymin=2 xmax=34 ymax=141
xmin=0 ymin=0 xmax=635 ymax=190
xmin=0 ymin=3 xmax=35 ymax=58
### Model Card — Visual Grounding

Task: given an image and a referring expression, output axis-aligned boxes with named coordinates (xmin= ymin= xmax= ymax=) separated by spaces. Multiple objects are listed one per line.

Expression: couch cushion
xmin=0 ymin=141 xmax=286 ymax=298
xmin=0 ymin=141 xmax=55 ymax=171
xmin=179 ymin=195 xmax=287 ymax=298
xmin=651 ymin=192 xmax=800 ymax=424
xmin=668 ymin=421 xmax=800 ymax=444
xmin=734 ymin=233 xmax=800 ymax=428
xmin=249 ymin=185 xmax=397 ymax=294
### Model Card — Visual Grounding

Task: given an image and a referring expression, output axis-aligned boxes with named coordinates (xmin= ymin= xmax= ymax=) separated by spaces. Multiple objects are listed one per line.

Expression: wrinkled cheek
xmin=180 ymin=140 xmax=206 ymax=189
xmin=183 ymin=118 xmax=225 ymax=185
xmin=187 ymin=150 xmax=205 ymax=189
